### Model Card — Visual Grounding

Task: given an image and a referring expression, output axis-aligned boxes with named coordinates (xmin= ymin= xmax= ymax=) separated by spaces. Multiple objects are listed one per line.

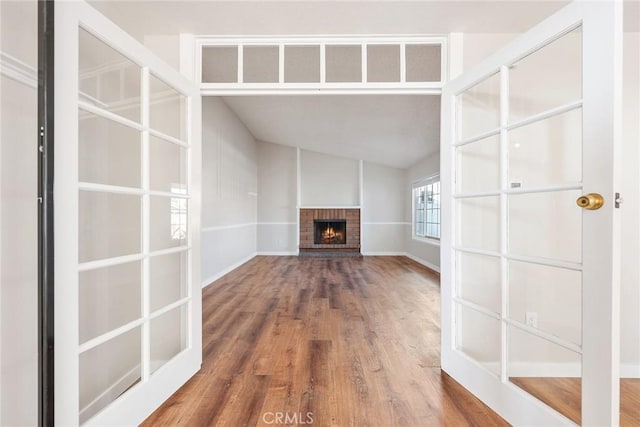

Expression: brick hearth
xmin=299 ymin=208 xmax=361 ymax=253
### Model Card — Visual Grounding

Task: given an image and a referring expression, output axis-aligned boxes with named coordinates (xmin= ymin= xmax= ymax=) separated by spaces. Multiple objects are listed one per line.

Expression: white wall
xmin=620 ymin=32 xmax=640 ymax=375
xmin=362 ymin=162 xmax=406 ymax=254
xmin=300 ymin=149 xmax=360 ymax=207
xmin=143 ymin=34 xmax=180 ymax=71
xmin=0 ymin=1 xmax=38 ymax=425
xmin=404 ymin=153 xmax=441 ymax=271
xmin=462 ymin=33 xmax=517 ymax=71
xmin=257 ymin=141 xmax=297 ymax=254
xmin=201 ymin=98 xmax=258 ymax=285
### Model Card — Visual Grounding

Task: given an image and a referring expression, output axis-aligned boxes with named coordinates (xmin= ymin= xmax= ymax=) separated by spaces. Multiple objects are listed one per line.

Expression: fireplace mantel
xmin=299 ymin=208 xmax=361 ymax=254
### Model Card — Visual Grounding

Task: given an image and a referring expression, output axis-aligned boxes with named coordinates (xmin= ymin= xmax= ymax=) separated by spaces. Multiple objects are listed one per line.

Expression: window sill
xmin=412 ymin=236 xmax=440 ymax=246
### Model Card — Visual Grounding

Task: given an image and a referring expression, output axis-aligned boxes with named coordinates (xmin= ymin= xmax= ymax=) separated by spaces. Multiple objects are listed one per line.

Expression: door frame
xmin=440 ymin=1 xmax=622 ymax=425
xmin=54 ymin=1 xmax=202 ymax=425
xmin=37 ymin=0 xmax=55 ymax=425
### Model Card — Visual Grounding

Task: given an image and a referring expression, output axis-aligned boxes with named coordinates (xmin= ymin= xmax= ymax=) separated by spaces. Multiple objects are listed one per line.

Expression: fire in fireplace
xmin=314 ymin=220 xmax=347 ymax=244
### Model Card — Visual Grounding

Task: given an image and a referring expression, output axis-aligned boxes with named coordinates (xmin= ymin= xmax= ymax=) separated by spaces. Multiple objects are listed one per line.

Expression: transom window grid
xmin=197 ymin=36 xmax=447 ymax=94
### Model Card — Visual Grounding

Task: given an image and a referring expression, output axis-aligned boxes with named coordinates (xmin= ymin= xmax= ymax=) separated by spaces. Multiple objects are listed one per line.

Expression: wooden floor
xmin=143 ymin=256 xmax=508 ymax=426
xmin=511 ymin=377 xmax=640 ymax=426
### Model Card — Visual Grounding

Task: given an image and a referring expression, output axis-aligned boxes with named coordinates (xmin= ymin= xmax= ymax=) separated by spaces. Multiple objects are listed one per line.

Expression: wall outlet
xmin=525 ymin=312 xmax=538 ymax=328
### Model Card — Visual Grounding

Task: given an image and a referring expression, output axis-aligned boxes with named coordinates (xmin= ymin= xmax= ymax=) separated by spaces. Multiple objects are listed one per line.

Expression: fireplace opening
xmin=314 ymin=220 xmax=347 ymax=245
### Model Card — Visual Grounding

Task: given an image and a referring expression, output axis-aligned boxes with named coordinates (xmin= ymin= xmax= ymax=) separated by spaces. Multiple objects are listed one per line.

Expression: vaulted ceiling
xmin=223 ymin=95 xmax=440 ymax=169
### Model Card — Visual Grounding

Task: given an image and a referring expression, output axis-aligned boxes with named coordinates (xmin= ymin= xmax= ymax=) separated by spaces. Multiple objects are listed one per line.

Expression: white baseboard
xmin=403 ymin=252 xmax=441 ymax=273
xmin=361 ymin=251 xmax=406 ymax=256
xmin=201 ymin=252 xmax=257 ymax=288
xmin=256 ymin=251 xmax=298 ymax=256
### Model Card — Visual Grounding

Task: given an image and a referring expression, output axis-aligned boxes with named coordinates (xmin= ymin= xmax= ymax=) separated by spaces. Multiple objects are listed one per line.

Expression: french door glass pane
xmin=508 ymin=261 xmax=582 ymax=345
xmin=79 ymin=261 xmax=142 ymax=344
xmin=508 ymin=325 xmax=582 ymax=425
xmin=79 ymin=111 xmax=141 ymax=188
xmin=457 ymin=252 xmax=501 ymax=313
xmin=79 ymin=191 xmax=141 ymax=263
xmin=457 ymin=196 xmax=500 ymax=252
xmin=508 ymin=108 xmax=582 ymax=189
xmin=508 ymin=190 xmax=582 ymax=263
xmin=79 ymin=327 xmax=142 ymax=424
xmin=509 ymin=27 xmax=582 ymax=122
xmin=457 ymin=72 xmax=500 ymax=141
xmin=456 ymin=134 xmax=500 ymax=193
xmin=149 ymin=135 xmax=187 ymax=193
xmin=150 ymin=251 xmax=188 ymax=312
xmin=150 ymin=196 xmax=188 ymax=251
xmin=150 ymin=305 xmax=188 ymax=375
xmin=149 ymin=74 xmax=185 ymax=140
xmin=457 ymin=304 xmax=501 ymax=376
xmin=79 ymin=28 xmax=141 ymax=123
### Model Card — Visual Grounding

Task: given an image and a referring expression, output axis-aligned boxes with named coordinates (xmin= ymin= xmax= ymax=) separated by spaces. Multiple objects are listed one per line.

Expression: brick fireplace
xmin=299 ymin=208 xmax=361 ymax=254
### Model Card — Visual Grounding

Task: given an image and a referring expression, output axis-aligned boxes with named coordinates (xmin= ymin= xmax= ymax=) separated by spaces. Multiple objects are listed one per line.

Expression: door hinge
xmin=615 ymin=192 xmax=623 ymax=209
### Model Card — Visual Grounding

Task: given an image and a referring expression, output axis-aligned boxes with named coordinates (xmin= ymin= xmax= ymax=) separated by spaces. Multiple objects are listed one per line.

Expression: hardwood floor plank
xmin=143 ymin=256 xmax=508 ymax=426
xmin=299 ymin=340 xmax=332 ymax=426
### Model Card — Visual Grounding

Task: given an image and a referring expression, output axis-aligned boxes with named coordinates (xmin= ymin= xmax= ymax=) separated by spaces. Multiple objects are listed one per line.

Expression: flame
xmin=323 ymin=225 xmax=336 ymax=240
xmin=320 ymin=224 xmax=344 ymax=244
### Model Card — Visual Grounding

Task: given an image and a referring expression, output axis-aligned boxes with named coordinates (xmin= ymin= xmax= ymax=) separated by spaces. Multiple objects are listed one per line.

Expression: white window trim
xmin=413 ymin=234 xmax=441 ymax=246
xmin=412 ymin=173 xmax=441 ymax=245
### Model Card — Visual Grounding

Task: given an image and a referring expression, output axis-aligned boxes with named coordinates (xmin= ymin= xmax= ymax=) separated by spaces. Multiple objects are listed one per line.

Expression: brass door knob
xmin=576 ymin=193 xmax=604 ymax=210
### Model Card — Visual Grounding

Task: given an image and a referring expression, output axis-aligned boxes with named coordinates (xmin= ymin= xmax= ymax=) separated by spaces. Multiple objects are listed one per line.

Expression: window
xmin=413 ymin=177 xmax=440 ymax=240
xmin=171 ymin=185 xmax=188 ymax=241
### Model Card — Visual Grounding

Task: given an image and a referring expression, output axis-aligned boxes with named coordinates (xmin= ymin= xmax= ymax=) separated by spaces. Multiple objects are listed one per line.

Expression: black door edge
xmin=37 ymin=0 xmax=55 ymax=425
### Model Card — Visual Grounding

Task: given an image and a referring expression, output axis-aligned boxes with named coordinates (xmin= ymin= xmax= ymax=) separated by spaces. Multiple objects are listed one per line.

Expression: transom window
xmin=413 ymin=176 xmax=440 ymax=240
xmin=197 ymin=36 xmax=447 ymax=95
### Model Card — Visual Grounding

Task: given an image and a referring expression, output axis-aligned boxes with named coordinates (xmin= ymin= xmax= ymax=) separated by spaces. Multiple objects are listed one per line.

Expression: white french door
xmin=54 ymin=1 xmax=202 ymax=425
xmin=441 ymin=2 xmax=622 ymax=426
